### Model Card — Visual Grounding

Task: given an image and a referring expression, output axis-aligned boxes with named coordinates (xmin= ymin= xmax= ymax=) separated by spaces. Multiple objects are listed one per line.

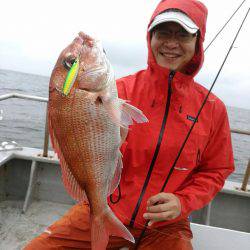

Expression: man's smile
xmin=159 ymin=52 xmax=182 ymax=59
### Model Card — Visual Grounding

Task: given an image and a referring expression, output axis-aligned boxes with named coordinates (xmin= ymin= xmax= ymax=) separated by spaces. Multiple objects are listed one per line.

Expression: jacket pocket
xmin=167 ymin=128 xmax=209 ymax=173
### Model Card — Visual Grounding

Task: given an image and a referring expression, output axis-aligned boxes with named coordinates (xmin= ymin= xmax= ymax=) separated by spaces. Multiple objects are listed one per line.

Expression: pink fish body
xmin=48 ymin=32 xmax=147 ymax=250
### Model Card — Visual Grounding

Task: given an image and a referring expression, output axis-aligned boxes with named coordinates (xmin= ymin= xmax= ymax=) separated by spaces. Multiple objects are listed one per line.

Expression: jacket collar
xmin=146 ymin=60 xmax=194 ymax=91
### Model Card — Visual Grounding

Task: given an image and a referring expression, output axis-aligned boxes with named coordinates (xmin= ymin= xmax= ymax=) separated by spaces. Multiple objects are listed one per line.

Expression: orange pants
xmin=24 ymin=203 xmax=193 ymax=250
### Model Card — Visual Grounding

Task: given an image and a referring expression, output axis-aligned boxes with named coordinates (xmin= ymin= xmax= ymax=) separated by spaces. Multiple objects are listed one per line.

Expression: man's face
xmin=150 ymin=22 xmax=197 ymax=73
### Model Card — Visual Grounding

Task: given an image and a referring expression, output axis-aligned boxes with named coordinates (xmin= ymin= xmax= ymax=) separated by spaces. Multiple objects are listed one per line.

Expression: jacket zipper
xmin=129 ymin=71 xmax=175 ymax=227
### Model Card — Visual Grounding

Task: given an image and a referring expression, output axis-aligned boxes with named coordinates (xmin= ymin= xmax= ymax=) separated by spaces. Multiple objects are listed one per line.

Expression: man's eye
xmin=178 ymin=32 xmax=189 ymax=37
xmin=159 ymin=31 xmax=171 ymax=36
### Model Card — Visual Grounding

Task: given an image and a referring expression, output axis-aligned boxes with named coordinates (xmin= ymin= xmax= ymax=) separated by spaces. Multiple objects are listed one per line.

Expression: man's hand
xmin=143 ymin=193 xmax=181 ymax=226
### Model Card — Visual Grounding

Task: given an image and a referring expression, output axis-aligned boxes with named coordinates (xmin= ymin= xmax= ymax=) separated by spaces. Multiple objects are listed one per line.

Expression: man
xmin=25 ymin=0 xmax=234 ymax=249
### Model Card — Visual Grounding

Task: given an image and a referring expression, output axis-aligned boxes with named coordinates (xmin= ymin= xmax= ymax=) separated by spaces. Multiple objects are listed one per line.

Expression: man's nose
xmin=162 ymin=38 xmax=179 ymax=49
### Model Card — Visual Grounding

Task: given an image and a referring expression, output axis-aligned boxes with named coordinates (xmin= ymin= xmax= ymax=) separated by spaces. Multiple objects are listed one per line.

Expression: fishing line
xmin=110 ymin=184 xmax=121 ymax=204
xmin=204 ymin=0 xmax=246 ymax=52
xmin=133 ymin=7 xmax=250 ymax=250
xmin=113 ymin=210 xmax=191 ymax=241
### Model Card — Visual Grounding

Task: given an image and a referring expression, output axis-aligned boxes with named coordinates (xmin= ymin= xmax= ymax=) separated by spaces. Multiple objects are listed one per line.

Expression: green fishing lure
xmin=62 ymin=57 xmax=79 ymax=96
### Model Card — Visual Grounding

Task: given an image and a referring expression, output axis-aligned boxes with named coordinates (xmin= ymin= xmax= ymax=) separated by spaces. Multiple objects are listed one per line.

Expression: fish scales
xmin=50 ymin=90 xmax=119 ymax=192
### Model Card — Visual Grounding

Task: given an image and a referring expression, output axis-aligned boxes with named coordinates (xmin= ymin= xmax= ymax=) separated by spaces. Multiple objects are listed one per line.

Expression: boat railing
xmin=0 ymin=93 xmax=250 ymax=192
xmin=0 ymin=93 xmax=49 ymax=158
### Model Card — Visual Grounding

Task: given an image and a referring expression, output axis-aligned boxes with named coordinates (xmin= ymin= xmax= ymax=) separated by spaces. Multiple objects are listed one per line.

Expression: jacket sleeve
xmin=174 ymin=101 xmax=235 ymax=217
xmin=116 ymin=79 xmax=128 ymax=100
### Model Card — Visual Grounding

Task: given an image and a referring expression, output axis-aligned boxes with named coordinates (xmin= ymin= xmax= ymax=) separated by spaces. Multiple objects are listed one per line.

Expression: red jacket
xmin=109 ymin=0 xmax=235 ymax=229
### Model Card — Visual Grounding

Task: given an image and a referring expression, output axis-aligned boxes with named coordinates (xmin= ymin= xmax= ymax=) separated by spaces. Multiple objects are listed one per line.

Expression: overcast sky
xmin=0 ymin=0 xmax=249 ymax=109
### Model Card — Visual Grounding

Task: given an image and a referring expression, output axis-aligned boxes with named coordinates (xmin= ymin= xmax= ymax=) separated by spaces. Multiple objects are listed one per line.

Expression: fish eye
xmin=62 ymin=56 xmax=77 ymax=71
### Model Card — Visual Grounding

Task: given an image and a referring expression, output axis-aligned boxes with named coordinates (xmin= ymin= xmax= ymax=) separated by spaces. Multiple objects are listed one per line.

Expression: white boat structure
xmin=0 ymin=93 xmax=249 ymax=250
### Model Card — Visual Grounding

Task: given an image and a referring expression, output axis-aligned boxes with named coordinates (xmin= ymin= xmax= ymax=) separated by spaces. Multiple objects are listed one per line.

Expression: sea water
xmin=0 ymin=69 xmax=249 ymax=183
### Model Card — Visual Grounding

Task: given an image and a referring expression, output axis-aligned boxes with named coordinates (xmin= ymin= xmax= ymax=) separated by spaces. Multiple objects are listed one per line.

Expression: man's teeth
xmin=161 ymin=53 xmax=179 ymax=58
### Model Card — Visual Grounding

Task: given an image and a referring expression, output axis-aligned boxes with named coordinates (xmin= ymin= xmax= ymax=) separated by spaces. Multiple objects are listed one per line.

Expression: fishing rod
xmin=133 ymin=7 xmax=250 ymax=250
xmin=204 ymin=0 xmax=246 ymax=52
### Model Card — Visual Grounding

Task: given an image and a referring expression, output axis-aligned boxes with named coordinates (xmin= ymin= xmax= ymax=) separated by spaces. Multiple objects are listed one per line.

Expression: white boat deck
xmin=0 ymin=147 xmax=58 ymax=166
xmin=191 ymin=223 xmax=250 ymax=250
xmin=223 ymin=180 xmax=250 ymax=197
xmin=0 ymin=200 xmax=70 ymax=250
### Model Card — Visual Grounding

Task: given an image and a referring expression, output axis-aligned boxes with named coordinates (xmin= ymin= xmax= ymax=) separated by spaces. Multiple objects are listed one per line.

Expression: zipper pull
xmin=169 ymin=71 xmax=175 ymax=79
xmin=168 ymin=71 xmax=175 ymax=94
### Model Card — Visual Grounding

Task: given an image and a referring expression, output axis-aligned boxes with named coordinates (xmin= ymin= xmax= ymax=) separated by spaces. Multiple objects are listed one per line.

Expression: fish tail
xmin=91 ymin=209 xmax=135 ymax=250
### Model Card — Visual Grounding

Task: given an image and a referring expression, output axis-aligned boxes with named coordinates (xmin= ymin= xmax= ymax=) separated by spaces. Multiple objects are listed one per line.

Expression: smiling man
xmin=150 ymin=16 xmax=198 ymax=72
xmin=25 ymin=1 xmax=234 ymax=249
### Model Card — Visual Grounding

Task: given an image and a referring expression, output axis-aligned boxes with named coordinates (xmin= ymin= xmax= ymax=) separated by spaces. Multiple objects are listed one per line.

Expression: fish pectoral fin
xmin=120 ymin=100 xmax=148 ymax=124
xmin=102 ymin=98 xmax=148 ymax=128
xmin=91 ymin=209 xmax=135 ymax=250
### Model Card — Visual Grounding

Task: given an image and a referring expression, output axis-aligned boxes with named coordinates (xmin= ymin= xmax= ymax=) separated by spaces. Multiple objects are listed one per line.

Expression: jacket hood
xmin=147 ymin=0 xmax=208 ymax=77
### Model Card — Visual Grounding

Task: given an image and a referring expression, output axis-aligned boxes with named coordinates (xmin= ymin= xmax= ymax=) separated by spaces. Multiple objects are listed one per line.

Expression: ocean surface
xmin=0 ymin=69 xmax=249 ymax=183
